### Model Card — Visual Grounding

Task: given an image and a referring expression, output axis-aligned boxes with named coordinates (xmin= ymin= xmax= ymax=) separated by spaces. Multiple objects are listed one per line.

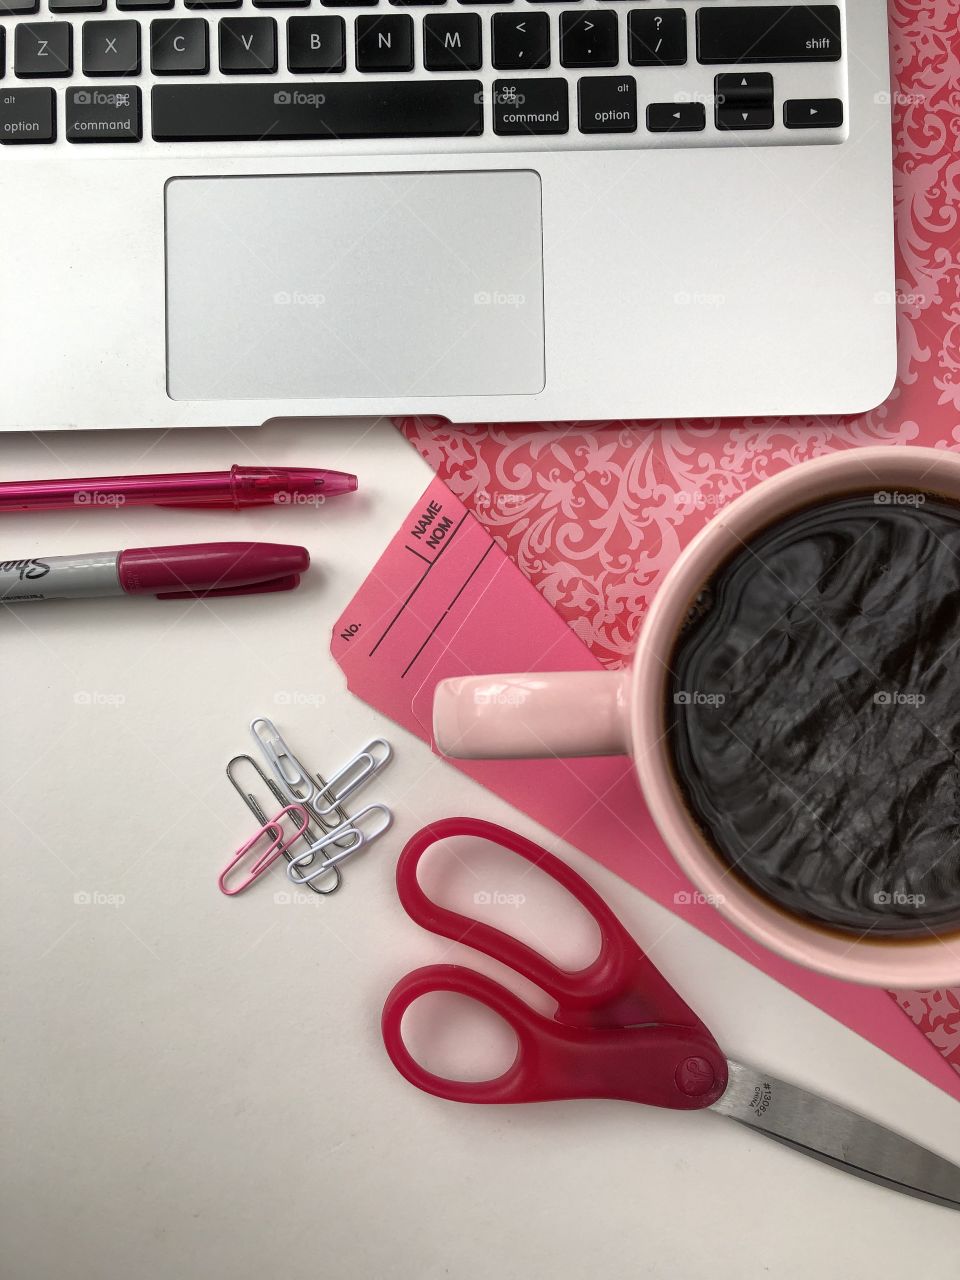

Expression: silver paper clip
xmin=226 ymin=754 xmax=342 ymax=895
xmin=286 ymin=804 xmax=393 ymax=886
xmin=249 ymin=716 xmax=355 ymax=843
xmin=307 ymin=739 xmax=393 ymax=819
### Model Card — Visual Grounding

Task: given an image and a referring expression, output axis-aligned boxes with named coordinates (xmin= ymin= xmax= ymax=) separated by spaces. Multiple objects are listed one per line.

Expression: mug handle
xmin=433 ymin=671 xmax=631 ymax=760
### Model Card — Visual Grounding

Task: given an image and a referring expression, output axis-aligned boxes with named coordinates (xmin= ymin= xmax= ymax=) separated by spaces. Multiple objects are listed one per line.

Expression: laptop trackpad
xmin=165 ymin=171 xmax=544 ymax=401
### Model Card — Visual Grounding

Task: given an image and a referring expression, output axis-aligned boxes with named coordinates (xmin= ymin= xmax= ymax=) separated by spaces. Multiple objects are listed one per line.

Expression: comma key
xmin=0 ymin=87 xmax=55 ymax=143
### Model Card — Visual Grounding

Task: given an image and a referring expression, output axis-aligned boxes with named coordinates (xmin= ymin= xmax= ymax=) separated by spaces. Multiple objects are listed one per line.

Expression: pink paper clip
xmin=219 ymin=804 xmax=310 ymax=896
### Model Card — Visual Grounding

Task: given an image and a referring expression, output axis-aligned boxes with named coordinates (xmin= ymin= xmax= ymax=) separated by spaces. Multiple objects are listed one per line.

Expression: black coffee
xmin=668 ymin=492 xmax=960 ymax=938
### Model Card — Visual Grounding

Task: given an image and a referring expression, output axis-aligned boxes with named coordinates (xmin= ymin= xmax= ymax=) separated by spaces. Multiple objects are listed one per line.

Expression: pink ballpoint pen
xmin=0 ymin=465 xmax=358 ymax=512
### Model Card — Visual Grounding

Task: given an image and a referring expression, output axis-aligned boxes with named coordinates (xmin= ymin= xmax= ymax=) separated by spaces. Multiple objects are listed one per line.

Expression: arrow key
xmin=646 ymin=100 xmax=705 ymax=132
xmin=784 ymin=97 xmax=843 ymax=128
xmin=492 ymin=11 xmax=550 ymax=69
xmin=716 ymin=103 xmax=773 ymax=130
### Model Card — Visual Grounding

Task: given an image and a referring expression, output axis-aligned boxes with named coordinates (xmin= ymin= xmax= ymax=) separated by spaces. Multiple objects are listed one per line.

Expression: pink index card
xmin=331 ymin=475 xmax=960 ymax=1102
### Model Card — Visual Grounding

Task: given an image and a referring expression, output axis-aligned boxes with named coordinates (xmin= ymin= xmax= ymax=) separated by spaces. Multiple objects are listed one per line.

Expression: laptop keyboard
xmin=0 ymin=2 xmax=847 ymax=149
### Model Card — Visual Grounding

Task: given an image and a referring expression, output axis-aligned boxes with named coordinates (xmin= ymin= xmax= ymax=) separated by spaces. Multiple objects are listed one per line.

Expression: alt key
xmin=578 ymin=75 xmax=637 ymax=133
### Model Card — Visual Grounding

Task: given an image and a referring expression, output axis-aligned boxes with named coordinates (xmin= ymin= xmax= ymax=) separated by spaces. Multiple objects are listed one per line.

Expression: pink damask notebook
xmin=395 ymin=0 xmax=960 ymax=1085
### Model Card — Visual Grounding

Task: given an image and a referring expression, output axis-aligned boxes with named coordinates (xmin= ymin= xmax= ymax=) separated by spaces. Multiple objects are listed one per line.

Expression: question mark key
xmin=627 ymin=9 xmax=687 ymax=67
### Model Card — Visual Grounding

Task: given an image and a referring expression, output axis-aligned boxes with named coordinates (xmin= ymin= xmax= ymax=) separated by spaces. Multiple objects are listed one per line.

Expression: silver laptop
xmin=0 ymin=2 xmax=895 ymax=431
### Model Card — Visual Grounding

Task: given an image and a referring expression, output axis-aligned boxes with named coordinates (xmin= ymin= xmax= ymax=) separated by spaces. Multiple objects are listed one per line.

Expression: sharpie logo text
xmin=0 ymin=558 xmax=50 ymax=581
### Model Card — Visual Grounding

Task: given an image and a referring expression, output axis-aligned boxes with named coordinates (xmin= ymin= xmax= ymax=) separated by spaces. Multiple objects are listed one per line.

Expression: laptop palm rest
xmin=164 ymin=170 xmax=544 ymax=401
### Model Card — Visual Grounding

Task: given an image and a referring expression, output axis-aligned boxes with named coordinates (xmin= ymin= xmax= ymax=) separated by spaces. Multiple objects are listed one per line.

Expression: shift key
xmin=696 ymin=6 xmax=842 ymax=64
xmin=0 ymin=87 xmax=55 ymax=143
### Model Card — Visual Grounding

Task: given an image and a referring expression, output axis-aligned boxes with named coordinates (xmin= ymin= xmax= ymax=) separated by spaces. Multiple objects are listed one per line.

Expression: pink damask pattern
xmin=397 ymin=0 xmax=960 ymax=1077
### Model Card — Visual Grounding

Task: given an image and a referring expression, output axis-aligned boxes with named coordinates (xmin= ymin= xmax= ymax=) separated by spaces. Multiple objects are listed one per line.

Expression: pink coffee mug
xmin=433 ymin=446 xmax=960 ymax=988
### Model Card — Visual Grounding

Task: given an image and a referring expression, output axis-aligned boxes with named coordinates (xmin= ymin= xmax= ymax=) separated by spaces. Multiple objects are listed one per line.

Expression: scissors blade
xmin=711 ymin=1059 xmax=960 ymax=1211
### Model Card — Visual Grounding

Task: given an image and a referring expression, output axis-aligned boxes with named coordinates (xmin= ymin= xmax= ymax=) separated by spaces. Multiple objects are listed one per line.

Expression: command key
xmin=66 ymin=86 xmax=141 ymax=143
xmin=0 ymin=87 xmax=55 ymax=144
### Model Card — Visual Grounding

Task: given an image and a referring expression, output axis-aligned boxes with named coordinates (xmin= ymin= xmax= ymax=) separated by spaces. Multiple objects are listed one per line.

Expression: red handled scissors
xmin=382 ymin=818 xmax=960 ymax=1209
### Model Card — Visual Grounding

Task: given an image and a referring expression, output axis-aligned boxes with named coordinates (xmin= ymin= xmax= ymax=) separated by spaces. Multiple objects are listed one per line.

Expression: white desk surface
xmin=3 ymin=419 xmax=959 ymax=1280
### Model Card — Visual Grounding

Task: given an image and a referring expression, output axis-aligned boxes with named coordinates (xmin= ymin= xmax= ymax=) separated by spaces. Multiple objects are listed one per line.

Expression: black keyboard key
xmin=254 ymin=0 xmax=309 ymax=7
xmin=784 ymin=96 xmax=843 ymax=128
xmin=151 ymin=18 xmax=209 ymax=73
xmin=0 ymin=28 xmax=4 ymax=75
xmin=492 ymin=11 xmax=549 ymax=70
xmin=392 ymin=0 xmax=446 ymax=5
xmin=152 ymin=79 xmax=483 ymax=139
xmin=323 ymin=0 xmax=377 ymax=6
xmin=15 ymin=23 xmax=72 ymax=77
xmin=50 ymin=0 xmax=106 ymax=11
xmin=715 ymin=72 xmax=773 ymax=108
xmin=219 ymin=17 xmax=277 ymax=72
xmin=82 ymin=21 xmax=140 ymax=75
xmin=0 ymin=85 xmax=54 ymax=140
xmin=66 ymin=83 xmax=141 ymax=139
xmin=697 ymin=5 xmax=841 ymax=64
xmin=355 ymin=14 xmax=413 ymax=70
xmin=116 ymin=0 xmax=172 ymax=8
xmin=186 ymin=1 xmax=241 ymax=8
xmin=560 ymin=10 xmax=617 ymax=67
xmin=646 ymin=100 xmax=704 ymax=131
xmin=287 ymin=16 xmax=345 ymax=71
xmin=577 ymin=74 xmax=635 ymax=132
xmin=717 ymin=104 xmax=773 ymax=130
xmin=0 ymin=0 xmax=38 ymax=12
xmin=491 ymin=77 xmax=566 ymax=133
xmin=628 ymin=8 xmax=685 ymax=66
xmin=423 ymin=12 xmax=480 ymax=69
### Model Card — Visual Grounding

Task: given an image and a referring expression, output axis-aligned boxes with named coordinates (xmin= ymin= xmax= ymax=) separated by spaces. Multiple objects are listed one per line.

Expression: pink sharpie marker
xmin=0 ymin=465 xmax=357 ymax=512
xmin=0 ymin=542 xmax=309 ymax=602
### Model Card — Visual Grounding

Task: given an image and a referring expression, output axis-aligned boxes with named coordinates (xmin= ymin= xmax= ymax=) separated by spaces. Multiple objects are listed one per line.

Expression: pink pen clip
xmin=219 ymin=804 xmax=309 ymax=896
